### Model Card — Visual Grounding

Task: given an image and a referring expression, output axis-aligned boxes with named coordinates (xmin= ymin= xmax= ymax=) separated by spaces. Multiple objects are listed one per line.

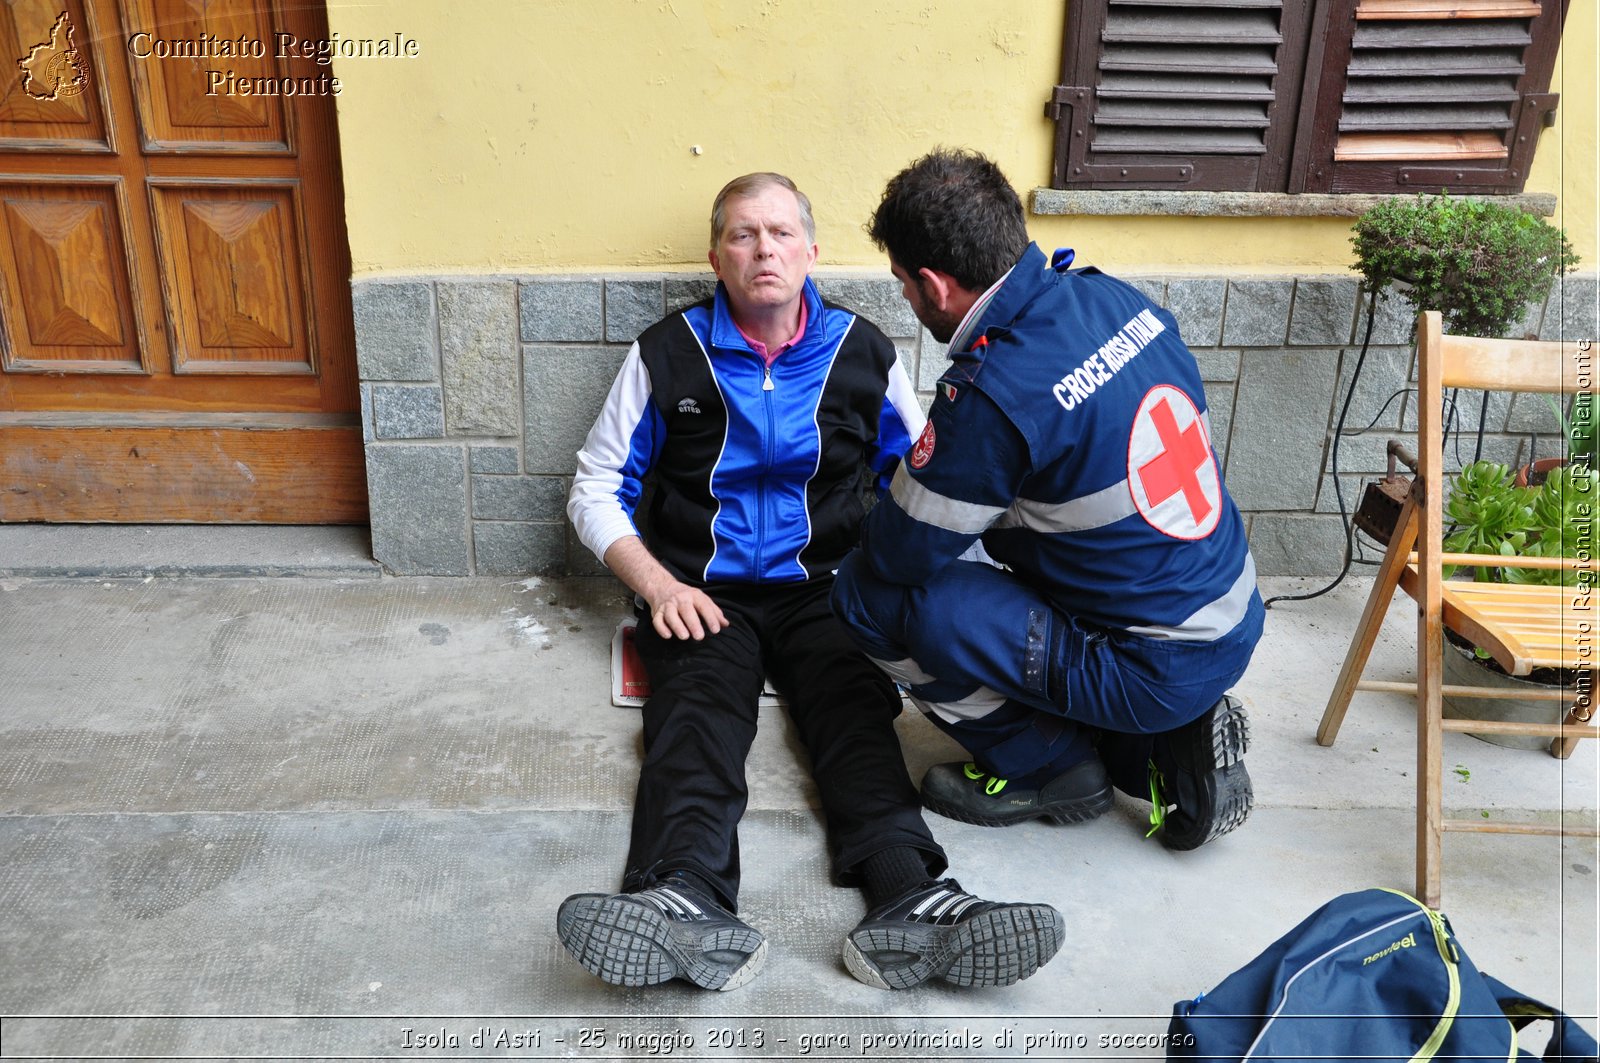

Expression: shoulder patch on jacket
xmin=909 ymin=421 xmax=936 ymax=469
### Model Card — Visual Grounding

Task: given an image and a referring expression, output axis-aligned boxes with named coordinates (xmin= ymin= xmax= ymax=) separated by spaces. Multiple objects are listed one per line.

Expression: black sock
xmin=861 ymin=846 xmax=932 ymax=909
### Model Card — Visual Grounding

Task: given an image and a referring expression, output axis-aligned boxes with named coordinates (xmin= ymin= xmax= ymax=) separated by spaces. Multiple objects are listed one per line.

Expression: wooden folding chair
xmin=1317 ymin=310 xmax=1597 ymax=907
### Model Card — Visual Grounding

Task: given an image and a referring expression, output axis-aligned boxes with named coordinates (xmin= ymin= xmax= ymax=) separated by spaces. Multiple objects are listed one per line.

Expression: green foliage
xmin=1442 ymin=462 xmax=1534 ymax=581
xmin=1444 ymin=460 xmax=1597 ymax=586
xmin=1351 ymin=194 xmax=1578 ymax=338
xmin=1545 ymin=393 xmax=1598 ymax=463
xmin=1506 ymin=464 xmax=1598 ymax=586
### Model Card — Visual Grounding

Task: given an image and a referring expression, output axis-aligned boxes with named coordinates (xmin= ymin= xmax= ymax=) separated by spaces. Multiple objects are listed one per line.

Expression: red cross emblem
xmin=909 ymin=421 xmax=936 ymax=469
xmin=1127 ymin=385 xmax=1221 ymax=540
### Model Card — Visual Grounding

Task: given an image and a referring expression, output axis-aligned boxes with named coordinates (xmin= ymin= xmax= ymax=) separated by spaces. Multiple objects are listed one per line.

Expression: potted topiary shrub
xmin=1338 ymin=195 xmax=1577 ymax=551
xmin=1352 ymin=193 xmax=1578 ymax=340
xmin=1438 ymin=459 xmax=1595 ymax=749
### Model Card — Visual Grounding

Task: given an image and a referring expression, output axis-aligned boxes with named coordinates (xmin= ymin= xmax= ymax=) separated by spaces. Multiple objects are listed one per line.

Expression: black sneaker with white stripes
xmin=843 ymin=878 xmax=1064 ymax=990
xmin=556 ymin=877 xmax=767 ymax=991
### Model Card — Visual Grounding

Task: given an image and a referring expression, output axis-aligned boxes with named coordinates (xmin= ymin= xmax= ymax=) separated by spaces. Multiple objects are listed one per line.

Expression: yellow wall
xmin=329 ymin=0 xmax=1597 ymax=277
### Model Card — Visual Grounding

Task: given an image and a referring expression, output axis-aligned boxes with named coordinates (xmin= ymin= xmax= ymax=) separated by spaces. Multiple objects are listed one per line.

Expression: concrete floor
xmin=0 ymin=564 xmax=1595 ymax=1061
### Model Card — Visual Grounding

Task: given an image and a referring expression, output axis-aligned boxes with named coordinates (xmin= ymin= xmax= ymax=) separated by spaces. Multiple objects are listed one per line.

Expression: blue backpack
xmin=1168 ymin=888 xmax=1597 ymax=1062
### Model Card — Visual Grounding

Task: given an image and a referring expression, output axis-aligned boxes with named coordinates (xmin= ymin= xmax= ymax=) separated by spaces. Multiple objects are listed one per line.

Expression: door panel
xmin=0 ymin=0 xmax=364 ymax=523
xmin=0 ymin=0 xmax=112 ymax=152
xmin=124 ymin=0 xmax=291 ymax=153
xmin=151 ymin=182 xmax=313 ymax=373
xmin=0 ymin=179 xmax=144 ymax=371
xmin=0 ymin=420 xmax=366 ymax=521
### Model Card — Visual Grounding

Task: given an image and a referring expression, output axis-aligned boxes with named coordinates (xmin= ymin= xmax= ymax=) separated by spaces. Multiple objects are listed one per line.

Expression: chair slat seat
xmin=1396 ymin=566 xmax=1587 ymax=674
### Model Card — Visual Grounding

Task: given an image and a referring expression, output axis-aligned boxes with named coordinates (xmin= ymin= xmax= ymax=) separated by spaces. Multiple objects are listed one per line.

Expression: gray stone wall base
xmin=473 ymin=522 xmax=565 ymax=576
xmin=353 ymin=270 xmax=1600 ymax=577
xmin=523 ymin=346 xmax=629 ymax=475
xmin=439 ymin=282 xmax=520 ymax=436
xmin=366 ymin=445 xmax=469 ymax=576
xmin=353 ymin=282 xmax=438 ymax=382
xmin=1249 ymin=514 xmax=1349 ymax=578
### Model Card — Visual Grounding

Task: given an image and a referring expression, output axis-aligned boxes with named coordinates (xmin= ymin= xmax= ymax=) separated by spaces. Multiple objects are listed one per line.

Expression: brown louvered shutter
xmin=1294 ymin=0 xmax=1568 ymax=193
xmin=1049 ymin=0 xmax=1315 ymax=191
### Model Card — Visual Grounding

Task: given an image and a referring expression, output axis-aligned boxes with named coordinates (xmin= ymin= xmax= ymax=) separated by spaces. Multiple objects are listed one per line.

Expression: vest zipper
xmin=757 ymin=365 xmax=775 ymax=579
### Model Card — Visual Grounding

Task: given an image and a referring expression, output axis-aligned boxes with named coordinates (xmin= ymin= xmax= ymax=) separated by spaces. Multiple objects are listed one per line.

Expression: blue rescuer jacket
xmin=862 ymin=243 xmax=1260 ymax=641
xmin=569 ymin=276 xmax=924 ymax=585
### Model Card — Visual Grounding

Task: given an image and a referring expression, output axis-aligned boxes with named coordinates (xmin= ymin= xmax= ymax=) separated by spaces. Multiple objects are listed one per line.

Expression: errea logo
xmin=677 ymin=397 xmax=701 ymax=415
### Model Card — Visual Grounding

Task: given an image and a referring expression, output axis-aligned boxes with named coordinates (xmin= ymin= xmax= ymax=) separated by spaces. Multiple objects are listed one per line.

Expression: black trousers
xmin=620 ymin=576 xmax=947 ymax=912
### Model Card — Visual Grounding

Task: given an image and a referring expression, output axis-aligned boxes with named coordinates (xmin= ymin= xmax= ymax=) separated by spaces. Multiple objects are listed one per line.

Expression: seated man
xmin=833 ymin=149 xmax=1263 ymax=850
xmin=558 ymin=171 xmax=1062 ymax=992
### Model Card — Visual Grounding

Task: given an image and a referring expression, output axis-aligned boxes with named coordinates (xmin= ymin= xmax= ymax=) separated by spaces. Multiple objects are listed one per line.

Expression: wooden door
xmin=0 ymin=0 xmax=366 ymax=523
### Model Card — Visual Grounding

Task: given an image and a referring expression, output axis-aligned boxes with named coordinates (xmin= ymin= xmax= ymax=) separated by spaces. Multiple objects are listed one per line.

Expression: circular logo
xmin=46 ymin=50 xmax=88 ymax=98
xmin=1127 ymin=385 xmax=1221 ymax=540
xmin=909 ymin=421 xmax=936 ymax=469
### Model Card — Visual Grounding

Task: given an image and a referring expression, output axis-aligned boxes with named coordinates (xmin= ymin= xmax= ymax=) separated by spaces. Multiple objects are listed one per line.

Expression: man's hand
xmin=642 ymin=580 xmax=726 ymax=640
xmin=602 ymin=536 xmax=727 ymax=640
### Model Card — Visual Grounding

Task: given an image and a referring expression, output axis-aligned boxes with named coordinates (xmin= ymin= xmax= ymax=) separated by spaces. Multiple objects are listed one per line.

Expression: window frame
xmin=1048 ymin=0 xmax=1569 ymax=198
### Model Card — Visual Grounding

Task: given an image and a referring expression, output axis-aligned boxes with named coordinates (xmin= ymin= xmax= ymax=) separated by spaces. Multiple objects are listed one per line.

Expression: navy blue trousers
xmin=830 ymin=553 xmax=1263 ymax=783
xmin=622 ymin=576 xmax=947 ymax=912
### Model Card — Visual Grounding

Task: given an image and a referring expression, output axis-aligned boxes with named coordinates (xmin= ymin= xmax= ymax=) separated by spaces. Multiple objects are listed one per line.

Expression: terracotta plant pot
xmin=1514 ymin=457 xmax=1565 ymax=488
